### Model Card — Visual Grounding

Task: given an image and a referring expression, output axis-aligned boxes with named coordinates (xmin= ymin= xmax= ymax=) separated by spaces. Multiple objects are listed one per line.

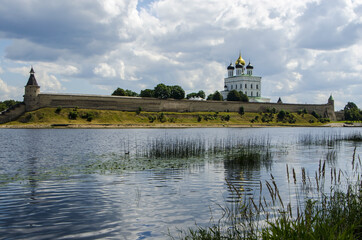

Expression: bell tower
xmin=24 ymin=67 xmax=40 ymax=111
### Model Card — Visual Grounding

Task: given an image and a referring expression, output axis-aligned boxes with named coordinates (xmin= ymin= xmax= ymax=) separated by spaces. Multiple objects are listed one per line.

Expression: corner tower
xmin=24 ymin=67 xmax=40 ymax=111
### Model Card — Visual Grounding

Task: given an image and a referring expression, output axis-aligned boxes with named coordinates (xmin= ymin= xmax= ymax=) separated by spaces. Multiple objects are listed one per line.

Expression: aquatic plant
xmin=176 ymin=149 xmax=361 ymax=240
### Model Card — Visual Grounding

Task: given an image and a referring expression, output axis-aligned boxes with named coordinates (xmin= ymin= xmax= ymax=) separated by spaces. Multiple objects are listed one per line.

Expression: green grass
xmin=3 ymin=107 xmax=324 ymax=127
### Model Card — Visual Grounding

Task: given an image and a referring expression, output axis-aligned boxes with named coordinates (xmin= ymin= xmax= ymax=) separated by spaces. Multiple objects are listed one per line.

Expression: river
xmin=0 ymin=127 xmax=361 ymax=239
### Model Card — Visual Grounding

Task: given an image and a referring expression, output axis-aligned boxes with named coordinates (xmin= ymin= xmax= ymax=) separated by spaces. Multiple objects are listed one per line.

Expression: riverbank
xmin=0 ymin=107 xmax=353 ymax=128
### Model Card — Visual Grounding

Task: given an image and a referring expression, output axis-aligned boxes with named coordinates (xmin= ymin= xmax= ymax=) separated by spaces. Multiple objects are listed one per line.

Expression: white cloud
xmin=0 ymin=78 xmax=20 ymax=100
xmin=93 ymin=63 xmax=117 ymax=78
xmin=0 ymin=0 xmax=361 ymax=110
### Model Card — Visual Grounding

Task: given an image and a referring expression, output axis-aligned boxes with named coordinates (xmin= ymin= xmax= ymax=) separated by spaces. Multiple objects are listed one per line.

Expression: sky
xmin=0 ymin=0 xmax=361 ymax=110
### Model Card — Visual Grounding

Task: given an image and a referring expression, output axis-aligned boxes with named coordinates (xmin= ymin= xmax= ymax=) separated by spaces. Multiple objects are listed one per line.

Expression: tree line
xmin=0 ymin=100 xmax=21 ymax=112
xmin=111 ymin=85 xmax=249 ymax=102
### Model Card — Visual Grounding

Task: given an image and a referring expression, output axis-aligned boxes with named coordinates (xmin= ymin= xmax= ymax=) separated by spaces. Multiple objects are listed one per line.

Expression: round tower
xmin=24 ymin=67 xmax=40 ymax=111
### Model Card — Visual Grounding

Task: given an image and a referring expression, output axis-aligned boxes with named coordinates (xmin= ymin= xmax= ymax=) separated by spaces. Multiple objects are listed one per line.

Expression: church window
xmin=240 ymin=84 xmax=242 ymax=89
xmin=256 ymin=84 xmax=259 ymax=89
xmin=257 ymin=92 xmax=259 ymax=97
xmin=235 ymin=84 xmax=237 ymax=89
xmin=245 ymin=84 xmax=247 ymax=88
xmin=251 ymin=84 xmax=253 ymax=89
xmin=251 ymin=92 xmax=253 ymax=97
xmin=231 ymin=85 xmax=233 ymax=90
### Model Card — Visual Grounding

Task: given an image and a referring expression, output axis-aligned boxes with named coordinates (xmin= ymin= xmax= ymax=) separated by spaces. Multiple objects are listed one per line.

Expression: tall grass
xmin=298 ymin=131 xmax=362 ymax=146
xmin=175 ymin=148 xmax=361 ymax=240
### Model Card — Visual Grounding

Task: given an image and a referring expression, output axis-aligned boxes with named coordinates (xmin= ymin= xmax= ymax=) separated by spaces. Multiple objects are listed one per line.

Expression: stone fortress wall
xmin=0 ymin=92 xmax=336 ymax=124
xmin=35 ymin=93 xmax=336 ymax=120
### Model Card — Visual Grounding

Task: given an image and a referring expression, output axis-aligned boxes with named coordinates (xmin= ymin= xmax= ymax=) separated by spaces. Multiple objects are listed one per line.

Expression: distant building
xmin=221 ymin=52 xmax=270 ymax=102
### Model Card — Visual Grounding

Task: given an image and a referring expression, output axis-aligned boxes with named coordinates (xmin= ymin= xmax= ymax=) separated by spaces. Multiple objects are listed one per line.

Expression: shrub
xmin=55 ymin=106 xmax=62 ymax=114
xmin=311 ymin=111 xmax=320 ymax=119
xmin=158 ymin=112 xmax=167 ymax=122
xmin=68 ymin=111 xmax=78 ymax=120
xmin=239 ymin=107 xmax=244 ymax=115
xmin=197 ymin=115 xmax=202 ymax=122
xmin=277 ymin=110 xmax=286 ymax=120
xmin=136 ymin=107 xmax=142 ymax=115
xmin=148 ymin=115 xmax=156 ymax=123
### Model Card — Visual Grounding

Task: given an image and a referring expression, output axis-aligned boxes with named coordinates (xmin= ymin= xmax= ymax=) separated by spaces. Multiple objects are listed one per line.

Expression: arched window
xmin=231 ymin=85 xmax=233 ymax=90
xmin=240 ymin=84 xmax=242 ymax=89
xmin=251 ymin=91 xmax=253 ymax=97
xmin=251 ymin=84 xmax=253 ymax=89
xmin=256 ymin=84 xmax=259 ymax=89
xmin=245 ymin=84 xmax=247 ymax=89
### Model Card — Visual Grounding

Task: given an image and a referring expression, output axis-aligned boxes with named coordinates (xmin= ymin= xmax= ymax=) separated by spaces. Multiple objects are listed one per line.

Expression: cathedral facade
xmin=221 ymin=53 xmax=269 ymax=102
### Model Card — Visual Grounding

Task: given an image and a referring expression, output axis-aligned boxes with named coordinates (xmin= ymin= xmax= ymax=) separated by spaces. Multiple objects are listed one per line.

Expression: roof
xmin=227 ymin=63 xmax=235 ymax=70
xmin=26 ymin=67 xmax=39 ymax=86
xmin=246 ymin=62 xmax=253 ymax=69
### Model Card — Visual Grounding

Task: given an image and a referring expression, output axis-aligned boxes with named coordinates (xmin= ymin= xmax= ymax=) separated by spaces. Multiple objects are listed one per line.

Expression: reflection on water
xmin=0 ymin=128 xmax=361 ymax=239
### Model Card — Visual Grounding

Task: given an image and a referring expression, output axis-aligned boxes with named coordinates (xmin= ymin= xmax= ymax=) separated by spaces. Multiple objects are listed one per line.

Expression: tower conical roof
xmin=26 ymin=67 xmax=39 ymax=86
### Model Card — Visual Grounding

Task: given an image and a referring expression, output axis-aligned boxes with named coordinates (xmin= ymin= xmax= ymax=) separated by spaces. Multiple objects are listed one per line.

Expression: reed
xmin=176 ymin=149 xmax=361 ymax=240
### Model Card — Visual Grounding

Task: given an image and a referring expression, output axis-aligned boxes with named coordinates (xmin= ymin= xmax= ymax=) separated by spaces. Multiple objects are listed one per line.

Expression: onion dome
xmin=224 ymin=85 xmax=227 ymax=89
xmin=227 ymin=63 xmax=234 ymax=70
xmin=246 ymin=62 xmax=253 ymax=69
xmin=26 ymin=67 xmax=39 ymax=86
xmin=235 ymin=52 xmax=246 ymax=66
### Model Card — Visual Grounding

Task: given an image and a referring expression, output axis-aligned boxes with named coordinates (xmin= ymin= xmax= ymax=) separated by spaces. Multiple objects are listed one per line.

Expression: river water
xmin=0 ymin=127 xmax=361 ymax=239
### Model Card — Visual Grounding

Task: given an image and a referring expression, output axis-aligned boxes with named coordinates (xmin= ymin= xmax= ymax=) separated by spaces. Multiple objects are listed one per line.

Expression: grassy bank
xmin=1 ymin=107 xmax=326 ymax=128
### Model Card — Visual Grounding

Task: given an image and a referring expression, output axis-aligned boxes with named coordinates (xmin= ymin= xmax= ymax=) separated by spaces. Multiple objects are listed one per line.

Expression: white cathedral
xmin=221 ymin=52 xmax=270 ymax=102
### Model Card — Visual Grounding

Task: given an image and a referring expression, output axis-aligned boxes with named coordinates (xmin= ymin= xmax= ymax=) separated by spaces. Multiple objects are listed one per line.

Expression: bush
xmin=68 ymin=111 xmax=78 ymax=120
xmin=239 ymin=107 xmax=245 ymax=115
xmin=55 ymin=106 xmax=62 ymax=114
xmin=136 ymin=107 xmax=142 ymax=115
xmin=197 ymin=115 xmax=202 ymax=122
xmin=311 ymin=111 xmax=320 ymax=119
xmin=148 ymin=115 xmax=156 ymax=123
xmin=277 ymin=110 xmax=286 ymax=120
xmin=158 ymin=112 xmax=167 ymax=122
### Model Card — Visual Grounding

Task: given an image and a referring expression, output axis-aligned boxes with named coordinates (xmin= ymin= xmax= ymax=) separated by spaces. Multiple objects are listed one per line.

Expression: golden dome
xmin=235 ymin=53 xmax=246 ymax=66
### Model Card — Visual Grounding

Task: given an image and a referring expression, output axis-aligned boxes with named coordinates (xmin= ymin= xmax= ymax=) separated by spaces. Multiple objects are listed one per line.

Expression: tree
xmin=124 ymin=89 xmax=139 ymax=97
xmin=140 ymin=89 xmax=154 ymax=98
xmin=212 ymin=91 xmax=223 ymax=101
xmin=206 ymin=93 xmax=214 ymax=100
xmin=344 ymin=102 xmax=361 ymax=121
xmin=0 ymin=100 xmax=21 ymax=112
xmin=170 ymin=85 xmax=185 ymax=99
xmin=187 ymin=90 xmax=205 ymax=99
xmin=186 ymin=92 xmax=197 ymax=99
xmin=239 ymin=91 xmax=249 ymax=102
xmin=112 ymin=88 xmax=126 ymax=96
xmin=227 ymin=90 xmax=241 ymax=101
xmin=154 ymin=83 xmax=171 ymax=99
xmin=197 ymin=90 xmax=206 ymax=99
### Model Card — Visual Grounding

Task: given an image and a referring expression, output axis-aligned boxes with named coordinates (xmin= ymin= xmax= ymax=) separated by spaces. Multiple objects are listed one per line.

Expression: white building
xmin=221 ymin=53 xmax=270 ymax=102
